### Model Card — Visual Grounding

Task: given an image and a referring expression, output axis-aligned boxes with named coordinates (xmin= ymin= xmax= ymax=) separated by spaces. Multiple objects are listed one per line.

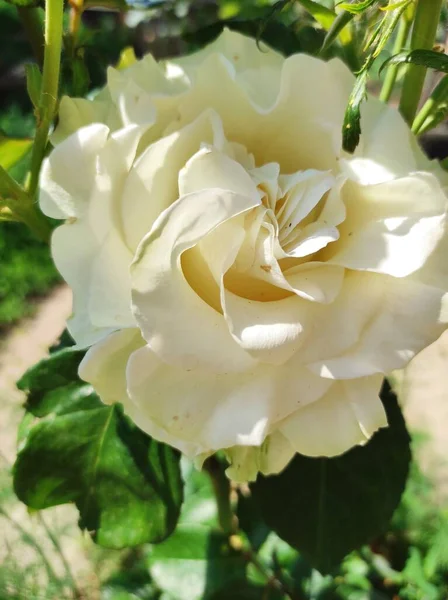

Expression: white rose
xmin=40 ymin=30 xmax=448 ymax=482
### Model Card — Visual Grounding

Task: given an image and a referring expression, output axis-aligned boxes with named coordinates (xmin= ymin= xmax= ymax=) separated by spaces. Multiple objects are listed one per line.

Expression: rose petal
xmin=131 ymin=188 xmax=260 ymax=372
xmin=225 ymin=431 xmax=295 ymax=482
xmin=307 ymin=272 xmax=447 ymax=378
xmin=328 ymin=174 xmax=448 ymax=277
xmin=279 ymin=375 xmax=386 ymax=457
xmin=126 ymin=345 xmax=332 ymax=454
xmin=121 ymin=110 xmax=224 ymax=250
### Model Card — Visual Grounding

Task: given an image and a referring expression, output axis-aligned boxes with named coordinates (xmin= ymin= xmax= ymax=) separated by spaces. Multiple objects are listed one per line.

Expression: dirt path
xmin=0 ymin=286 xmax=101 ymax=599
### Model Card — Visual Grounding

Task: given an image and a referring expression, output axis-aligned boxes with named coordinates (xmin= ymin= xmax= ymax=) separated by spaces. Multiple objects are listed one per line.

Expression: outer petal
xmin=126 ymin=345 xmax=332 ymax=455
xmin=41 ymin=125 xmax=143 ymax=345
xmin=279 ymin=375 xmax=386 ymax=457
xmin=306 ymin=272 xmax=447 ymax=378
xmin=79 ymin=330 xmax=196 ymax=456
xmin=51 ymin=96 xmax=121 ymax=146
xmin=40 ymin=124 xmax=110 ymax=219
xmin=175 ymin=28 xmax=284 ymax=74
xmin=131 ymin=187 xmax=260 ymax=372
xmin=51 ymin=223 xmax=115 ymax=347
xmin=79 ymin=328 xmax=144 ymax=404
xmin=225 ymin=431 xmax=296 ymax=482
xmin=327 ymin=173 xmax=448 ymax=277
xmin=176 ymin=53 xmax=353 ymax=172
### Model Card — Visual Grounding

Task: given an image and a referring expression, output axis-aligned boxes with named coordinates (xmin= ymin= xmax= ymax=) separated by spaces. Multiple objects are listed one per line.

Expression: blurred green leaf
xmin=25 ymin=63 xmax=42 ymax=110
xmin=321 ymin=9 xmax=354 ymax=52
xmin=381 ymin=49 xmax=448 ymax=74
xmin=337 ymin=0 xmax=378 ymax=13
xmin=148 ymin=525 xmax=247 ymax=600
xmin=101 ymin=565 xmax=160 ymax=600
xmin=412 ymin=75 xmax=448 ymax=134
xmin=180 ymin=459 xmax=218 ymax=527
xmin=0 ymin=135 xmax=32 ymax=172
xmin=5 ymin=0 xmax=40 ymax=7
xmin=299 ymin=0 xmax=352 ymax=45
xmin=251 ymin=382 xmax=411 ymax=573
xmin=343 ymin=0 xmax=410 ymax=151
xmin=14 ymin=348 xmax=184 ymax=549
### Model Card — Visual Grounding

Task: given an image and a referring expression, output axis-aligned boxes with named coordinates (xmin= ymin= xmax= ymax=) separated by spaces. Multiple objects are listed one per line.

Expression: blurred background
xmin=1 ymin=1 xmax=448 ymax=598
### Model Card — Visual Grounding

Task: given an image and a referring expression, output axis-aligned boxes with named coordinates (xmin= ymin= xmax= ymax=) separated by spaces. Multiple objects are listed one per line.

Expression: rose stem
xmin=399 ymin=0 xmax=444 ymax=125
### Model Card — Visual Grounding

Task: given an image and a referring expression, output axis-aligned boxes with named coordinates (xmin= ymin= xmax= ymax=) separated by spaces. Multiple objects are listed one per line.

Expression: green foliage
xmin=0 ymin=222 xmax=59 ymax=326
xmin=14 ymin=348 xmax=184 ymax=548
xmin=381 ymin=49 xmax=448 ymax=74
xmin=148 ymin=525 xmax=247 ymax=600
xmin=251 ymin=382 xmax=411 ymax=572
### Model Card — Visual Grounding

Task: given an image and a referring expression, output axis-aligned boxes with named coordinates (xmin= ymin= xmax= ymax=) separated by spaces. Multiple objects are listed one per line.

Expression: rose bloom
xmin=40 ymin=30 xmax=448 ymax=481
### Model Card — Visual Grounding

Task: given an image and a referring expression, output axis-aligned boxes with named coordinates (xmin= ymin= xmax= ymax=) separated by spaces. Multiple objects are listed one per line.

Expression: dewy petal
xmin=131 ymin=188 xmax=260 ymax=372
xmin=225 ymin=431 xmax=296 ymax=482
xmin=328 ymin=173 xmax=448 ymax=277
xmin=121 ymin=110 xmax=223 ymax=251
xmin=279 ymin=375 xmax=386 ymax=457
xmin=126 ymin=345 xmax=332 ymax=455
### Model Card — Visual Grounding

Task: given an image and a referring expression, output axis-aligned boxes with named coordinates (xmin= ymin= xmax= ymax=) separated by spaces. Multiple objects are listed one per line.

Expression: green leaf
xmin=101 ymin=565 xmax=160 ymax=600
xmin=250 ymin=381 xmax=411 ymax=573
xmin=25 ymin=63 xmax=42 ymax=110
xmin=0 ymin=134 xmax=32 ymax=172
xmin=381 ymin=49 xmax=448 ymax=74
xmin=5 ymin=0 xmax=41 ymax=7
xmin=148 ymin=524 xmax=247 ymax=600
xmin=412 ymin=75 xmax=448 ymax=135
xmin=297 ymin=0 xmax=338 ymax=29
xmin=180 ymin=459 xmax=218 ymax=527
xmin=337 ymin=0 xmax=377 ymax=13
xmin=14 ymin=348 xmax=183 ymax=549
xmin=342 ymin=69 xmax=368 ymax=153
xmin=321 ymin=9 xmax=354 ymax=52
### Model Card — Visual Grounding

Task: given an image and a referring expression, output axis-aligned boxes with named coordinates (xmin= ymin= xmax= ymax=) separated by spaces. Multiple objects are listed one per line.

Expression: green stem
xmin=29 ymin=0 xmax=64 ymax=198
xmin=0 ymin=165 xmax=51 ymax=242
xmin=204 ymin=457 xmax=235 ymax=535
xmin=17 ymin=7 xmax=45 ymax=66
xmin=412 ymin=75 xmax=448 ymax=134
xmin=399 ymin=0 xmax=444 ymax=124
xmin=379 ymin=4 xmax=414 ymax=103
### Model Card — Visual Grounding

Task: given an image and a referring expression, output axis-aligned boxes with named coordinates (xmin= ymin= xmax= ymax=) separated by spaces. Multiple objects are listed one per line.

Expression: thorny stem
xmin=29 ymin=0 xmax=64 ymax=198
